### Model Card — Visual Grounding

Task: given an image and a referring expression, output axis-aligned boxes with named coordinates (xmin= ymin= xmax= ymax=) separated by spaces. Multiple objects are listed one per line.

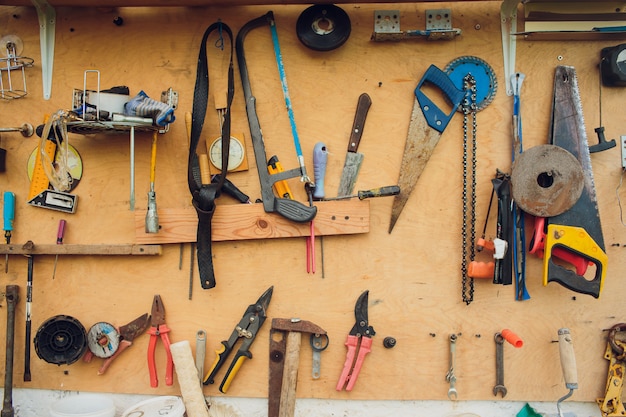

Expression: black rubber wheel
xmin=296 ymin=4 xmax=351 ymax=52
xmin=34 ymin=315 xmax=88 ymax=365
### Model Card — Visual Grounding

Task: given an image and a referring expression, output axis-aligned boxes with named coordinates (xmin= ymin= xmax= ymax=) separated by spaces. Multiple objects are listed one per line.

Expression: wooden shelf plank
xmin=0 ymin=244 xmax=162 ymax=256
xmin=134 ymin=200 xmax=370 ymax=244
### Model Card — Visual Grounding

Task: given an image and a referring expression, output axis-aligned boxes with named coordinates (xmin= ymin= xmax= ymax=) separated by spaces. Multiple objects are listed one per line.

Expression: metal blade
xmin=118 ymin=313 xmax=150 ymax=342
xmin=548 ymin=66 xmax=604 ymax=250
xmin=337 ymin=152 xmax=364 ymax=197
xmin=388 ymin=98 xmax=443 ymax=233
xmin=337 ymin=93 xmax=372 ymax=197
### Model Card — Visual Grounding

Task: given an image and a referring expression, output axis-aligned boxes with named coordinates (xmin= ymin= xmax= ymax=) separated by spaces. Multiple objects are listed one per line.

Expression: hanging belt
xmin=188 ymin=21 xmax=234 ymax=290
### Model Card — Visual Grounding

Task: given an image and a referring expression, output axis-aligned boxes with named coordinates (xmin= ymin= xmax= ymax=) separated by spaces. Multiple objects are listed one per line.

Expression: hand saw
xmin=543 ymin=66 xmax=607 ymax=298
xmin=388 ymin=64 xmax=465 ymax=233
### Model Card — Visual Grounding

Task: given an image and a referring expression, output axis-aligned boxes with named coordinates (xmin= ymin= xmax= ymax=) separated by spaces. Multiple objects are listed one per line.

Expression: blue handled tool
xmin=389 ymin=65 xmax=464 ymax=233
xmin=3 ymin=191 xmax=15 ymax=273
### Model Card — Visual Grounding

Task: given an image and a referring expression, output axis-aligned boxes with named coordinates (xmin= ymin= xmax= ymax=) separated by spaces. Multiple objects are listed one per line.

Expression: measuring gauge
xmin=208 ymin=134 xmax=248 ymax=173
xmin=27 ymin=143 xmax=83 ymax=192
xmin=87 ymin=322 xmax=120 ymax=359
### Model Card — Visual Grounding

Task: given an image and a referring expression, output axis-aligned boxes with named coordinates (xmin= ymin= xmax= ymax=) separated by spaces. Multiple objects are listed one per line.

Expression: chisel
xmin=3 ymin=191 xmax=15 ymax=273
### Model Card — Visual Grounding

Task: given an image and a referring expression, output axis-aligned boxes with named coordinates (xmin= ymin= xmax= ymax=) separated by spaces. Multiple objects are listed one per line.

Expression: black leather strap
xmin=188 ymin=21 xmax=235 ymax=289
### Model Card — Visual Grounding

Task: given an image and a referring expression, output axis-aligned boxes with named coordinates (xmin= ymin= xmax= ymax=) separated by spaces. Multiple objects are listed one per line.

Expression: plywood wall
xmin=0 ymin=1 xmax=624 ymax=403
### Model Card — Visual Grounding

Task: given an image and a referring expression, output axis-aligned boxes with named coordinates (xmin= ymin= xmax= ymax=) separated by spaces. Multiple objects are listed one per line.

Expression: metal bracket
xmin=500 ymin=0 xmax=521 ymax=96
xmin=372 ymin=9 xmax=461 ymax=42
xmin=31 ymin=0 xmax=55 ymax=100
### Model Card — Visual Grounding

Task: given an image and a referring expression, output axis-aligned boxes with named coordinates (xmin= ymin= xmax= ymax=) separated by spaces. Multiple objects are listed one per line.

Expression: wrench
xmin=494 ymin=332 xmax=507 ymax=397
xmin=446 ymin=334 xmax=458 ymax=399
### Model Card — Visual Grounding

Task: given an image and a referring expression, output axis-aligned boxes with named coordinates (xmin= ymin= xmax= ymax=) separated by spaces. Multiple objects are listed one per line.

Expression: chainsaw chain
xmin=461 ymin=74 xmax=478 ymax=305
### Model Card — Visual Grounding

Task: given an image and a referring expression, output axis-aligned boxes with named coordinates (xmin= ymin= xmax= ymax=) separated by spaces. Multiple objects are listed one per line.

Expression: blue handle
xmin=414 ymin=65 xmax=465 ymax=133
xmin=3 ymin=191 xmax=15 ymax=232
xmin=313 ymin=142 xmax=328 ymax=199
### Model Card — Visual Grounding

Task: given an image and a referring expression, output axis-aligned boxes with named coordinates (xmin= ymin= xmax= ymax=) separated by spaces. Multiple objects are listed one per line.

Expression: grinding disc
xmin=511 ymin=144 xmax=584 ymax=218
xmin=296 ymin=4 xmax=351 ymax=51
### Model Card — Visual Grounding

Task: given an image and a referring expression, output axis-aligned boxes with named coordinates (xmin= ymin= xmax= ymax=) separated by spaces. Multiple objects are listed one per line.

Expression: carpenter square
xmin=337 ymin=93 xmax=372 ymax=197
xmin=388 ymin=65 xmax=465 ymax=233
xmin=543 ymin=66 xmax=607 ymax=298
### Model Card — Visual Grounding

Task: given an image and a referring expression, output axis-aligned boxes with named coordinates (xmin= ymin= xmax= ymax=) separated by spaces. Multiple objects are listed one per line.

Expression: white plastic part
xmin=500 ymin=0 xmax=521 ymax=96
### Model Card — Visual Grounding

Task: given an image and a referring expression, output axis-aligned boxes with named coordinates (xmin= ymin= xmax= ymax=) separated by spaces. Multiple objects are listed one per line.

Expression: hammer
xmin=269 ymin=318 xmax=327 ymax=417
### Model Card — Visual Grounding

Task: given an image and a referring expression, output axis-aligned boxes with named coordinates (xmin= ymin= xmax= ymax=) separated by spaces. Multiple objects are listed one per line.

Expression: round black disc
xmin=34 ymin=315 xmax=88 ymax=365
xmin=296 ymin=4 xmax=351 ymax=52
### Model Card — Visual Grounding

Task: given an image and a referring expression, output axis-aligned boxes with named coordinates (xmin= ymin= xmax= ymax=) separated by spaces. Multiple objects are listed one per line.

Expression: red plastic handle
xmin=336 ymin=335 xmax=358 ymax=391
xmin=529 ymin=216 xmax=591 ymax=275
xmin=501 ymin=329 xmax=523 ymax=348
xmin=147 ymin=332 xmax=159 ymax=387
xmin=346 ymin=336 xmax=372 ymax=391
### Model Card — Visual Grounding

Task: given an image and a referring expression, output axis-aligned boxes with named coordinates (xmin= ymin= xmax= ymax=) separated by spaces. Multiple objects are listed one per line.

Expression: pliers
xmin=203 ymin=286 xmax=273 ymax=393
xmin=147 ymin=295 xmax=173 ymax=387
xmin=336 ymin=290 xmax=375 ymax=391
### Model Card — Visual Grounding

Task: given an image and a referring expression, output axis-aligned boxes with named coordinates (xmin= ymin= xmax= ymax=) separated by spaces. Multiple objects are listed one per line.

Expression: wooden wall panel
xmin=0 ymin=1 xmax=624 ymax=403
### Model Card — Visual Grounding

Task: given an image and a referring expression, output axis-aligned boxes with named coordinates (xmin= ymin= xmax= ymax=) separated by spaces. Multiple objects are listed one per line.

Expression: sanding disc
xmin=296 ymin=4 xmax=351 ymax=51
xmin=511 ymin=144 xmax=584 ymax=218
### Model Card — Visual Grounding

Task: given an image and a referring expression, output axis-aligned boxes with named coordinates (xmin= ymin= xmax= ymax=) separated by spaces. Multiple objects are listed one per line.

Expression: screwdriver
xmin=324 ymin=185 xmax=400 ymax=201
xmin=52 ymin=219 xmax=66 ymax=279
xmin=3 ymin=191 xmax=15 ymax=273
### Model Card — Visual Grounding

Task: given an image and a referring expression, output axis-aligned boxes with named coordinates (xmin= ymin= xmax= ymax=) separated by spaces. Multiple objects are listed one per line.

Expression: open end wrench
xmin=494 ymin=332 xmax=507 ymax=397
xmin=446 ymin=334 xmax=458 ymax=399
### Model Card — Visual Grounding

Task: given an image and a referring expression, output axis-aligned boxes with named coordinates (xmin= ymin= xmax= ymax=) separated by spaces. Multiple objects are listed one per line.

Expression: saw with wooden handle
xmin=388 ymin=64 xmax=465 ymax=233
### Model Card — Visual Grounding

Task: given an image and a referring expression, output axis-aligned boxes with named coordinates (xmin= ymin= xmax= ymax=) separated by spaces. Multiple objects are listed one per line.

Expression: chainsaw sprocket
xmin=444 ymin=56 xmax=497 ymax=112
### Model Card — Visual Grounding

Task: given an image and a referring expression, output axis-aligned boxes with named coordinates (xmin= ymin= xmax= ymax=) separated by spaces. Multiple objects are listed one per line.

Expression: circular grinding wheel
xmin=511 ymin=144 xmax=584 ymax=218
xmin=296 ymin=4 xmax=351 ymax=51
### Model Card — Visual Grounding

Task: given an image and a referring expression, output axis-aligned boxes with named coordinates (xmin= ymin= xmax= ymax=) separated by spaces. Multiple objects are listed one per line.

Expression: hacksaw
xmin=388 ymin=64 xmax=465 ymax=233
xmin=543 ymin=65 xmax=607 ymax=298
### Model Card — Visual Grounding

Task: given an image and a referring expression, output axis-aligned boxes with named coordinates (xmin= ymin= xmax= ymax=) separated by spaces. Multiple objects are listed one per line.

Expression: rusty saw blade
xmin=388 ymin=65 xmax=465 ymax=233
xmin=544 ymin=65 xmax=607 ymax=298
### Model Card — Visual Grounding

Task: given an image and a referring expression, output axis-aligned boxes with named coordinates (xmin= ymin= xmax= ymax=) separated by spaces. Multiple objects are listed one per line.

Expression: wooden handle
xmin=558 ymin=328 xmax=578 ymax=389
xmin=279 ymin=331 xmax=302 ymax=417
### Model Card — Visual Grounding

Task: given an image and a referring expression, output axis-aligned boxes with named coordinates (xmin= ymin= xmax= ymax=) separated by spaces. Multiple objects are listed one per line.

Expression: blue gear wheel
xmin=444 ymin=56 xmax=498 ymax=112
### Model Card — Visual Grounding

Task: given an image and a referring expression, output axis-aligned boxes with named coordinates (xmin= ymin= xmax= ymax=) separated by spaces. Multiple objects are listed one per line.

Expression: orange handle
xmin=501 ymin=329 xmax=523 ymax=348
xmin=468 ymin=261 xmax=494 ymax=279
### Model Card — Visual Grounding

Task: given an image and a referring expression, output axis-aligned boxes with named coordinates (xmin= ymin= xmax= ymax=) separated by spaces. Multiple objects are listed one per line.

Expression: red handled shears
xmin=336 ymin=290 xmax=375 ymax=391
xmin=147 ymin=295 xmax=173 ymax=387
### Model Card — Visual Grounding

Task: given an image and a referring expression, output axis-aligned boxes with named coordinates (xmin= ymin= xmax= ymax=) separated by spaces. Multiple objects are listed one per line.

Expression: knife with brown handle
xmin=337 ymin=93 xmax=372 ymax=197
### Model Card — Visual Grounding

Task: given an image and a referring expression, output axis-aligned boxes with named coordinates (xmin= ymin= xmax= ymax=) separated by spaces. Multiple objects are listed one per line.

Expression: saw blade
xmin=444 ymin=56 xmax=498 ymax=111
xmin=544 ymin=65 xmax=607 ymax=298
xmin=388 ymin=65 xmax=465 ymax=233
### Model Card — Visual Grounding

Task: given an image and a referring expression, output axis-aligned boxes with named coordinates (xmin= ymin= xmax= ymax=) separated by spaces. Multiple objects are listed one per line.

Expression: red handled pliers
xmin=147 ymin=295 xmax=173 ymax=387
xmin=336 ymin=290 xmax=375 ymax=391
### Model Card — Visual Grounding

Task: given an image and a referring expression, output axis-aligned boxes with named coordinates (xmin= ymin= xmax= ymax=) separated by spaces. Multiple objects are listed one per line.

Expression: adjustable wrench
xmin=494 ymin=332 xmax=507 ymax=397
xmin=446 ymin=334 xmax=458 ymax=399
